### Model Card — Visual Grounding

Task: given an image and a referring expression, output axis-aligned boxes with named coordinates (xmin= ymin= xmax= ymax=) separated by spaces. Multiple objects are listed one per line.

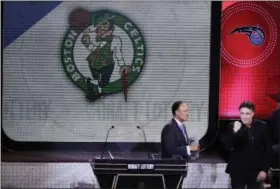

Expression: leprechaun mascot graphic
xmin=62 ymin=8 xmax=145 ymax=102
xmin=80 ymin=11 xmax=131 ymax=101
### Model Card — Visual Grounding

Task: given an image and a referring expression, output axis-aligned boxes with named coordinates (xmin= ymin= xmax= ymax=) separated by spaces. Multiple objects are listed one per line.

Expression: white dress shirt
xmin=173 ymin=118 xmax=191 ymax=156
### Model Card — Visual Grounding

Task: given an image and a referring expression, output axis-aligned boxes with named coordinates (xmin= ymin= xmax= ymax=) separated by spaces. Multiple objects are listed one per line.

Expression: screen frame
xmin=1 ymin=2 xmax=221 ymax=152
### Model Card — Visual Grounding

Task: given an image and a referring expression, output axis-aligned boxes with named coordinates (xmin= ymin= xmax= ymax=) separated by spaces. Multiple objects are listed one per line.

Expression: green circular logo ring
xmin=61 ymin=9 xmax=146 ymax=102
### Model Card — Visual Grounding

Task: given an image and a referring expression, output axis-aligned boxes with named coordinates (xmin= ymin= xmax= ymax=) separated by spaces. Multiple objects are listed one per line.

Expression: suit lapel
xmin=172 ymin=118 xmax=189 ymax=144
xmin=250 ymin=119 xmax=257 ymax=141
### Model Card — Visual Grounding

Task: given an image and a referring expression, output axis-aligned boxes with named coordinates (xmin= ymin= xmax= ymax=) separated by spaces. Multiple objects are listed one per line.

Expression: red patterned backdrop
xmin=219 ymin=2 xmax=280 ymax=119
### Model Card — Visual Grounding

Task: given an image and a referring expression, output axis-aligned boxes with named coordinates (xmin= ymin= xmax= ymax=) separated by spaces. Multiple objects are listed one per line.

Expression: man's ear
xmin=252 ymin=111 xmax=255 ymax=117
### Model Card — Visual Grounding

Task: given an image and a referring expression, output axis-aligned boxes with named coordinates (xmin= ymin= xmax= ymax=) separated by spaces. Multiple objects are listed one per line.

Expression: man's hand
xmin=119 ymin=65 xmax=131 ymax=75
xmin=190 ymin=144 xmax=200 ymax=152
xmin=233 ymin=121 xmax=242 ymax=133
xmin=257 ymin=171 xmax=267 ymax=181
xmin=81 ymin=34 xmax=91 ymax=47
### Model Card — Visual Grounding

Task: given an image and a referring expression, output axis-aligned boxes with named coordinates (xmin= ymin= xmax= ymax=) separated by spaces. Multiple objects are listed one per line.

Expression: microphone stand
xmin=137 ymin=126 xmax=152 ymax=159
xmin=100 ymin=125 xmax=114 ymax=159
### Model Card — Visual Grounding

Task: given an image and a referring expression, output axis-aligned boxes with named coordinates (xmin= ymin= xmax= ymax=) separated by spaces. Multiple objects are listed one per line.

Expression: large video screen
xmin=3 ymin=1 xmax=212 ymax=142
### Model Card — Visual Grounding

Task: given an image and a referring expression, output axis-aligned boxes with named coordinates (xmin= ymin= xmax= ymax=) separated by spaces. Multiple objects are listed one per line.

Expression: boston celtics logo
xmin=62 ymin=9 xmax=146 ymax=102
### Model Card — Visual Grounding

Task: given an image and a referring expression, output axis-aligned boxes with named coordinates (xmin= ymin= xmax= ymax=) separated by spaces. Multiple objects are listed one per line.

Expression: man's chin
xmin=241 ymin=121 xmax=251 ymax=125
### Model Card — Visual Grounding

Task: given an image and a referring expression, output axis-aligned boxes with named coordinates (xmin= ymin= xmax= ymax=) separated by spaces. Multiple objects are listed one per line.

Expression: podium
xmin=91 ymin=159 xmax=188 ymax=189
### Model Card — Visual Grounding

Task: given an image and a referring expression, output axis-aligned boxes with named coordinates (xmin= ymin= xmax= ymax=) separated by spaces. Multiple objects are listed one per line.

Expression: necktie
xmin=180 ymin=124 xmax=189 ymax=144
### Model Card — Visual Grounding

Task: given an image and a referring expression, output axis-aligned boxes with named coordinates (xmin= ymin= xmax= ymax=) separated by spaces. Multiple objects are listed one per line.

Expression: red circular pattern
xmin=221 ymin=2 xmax=278 ymax=67
xmin=266 ymin=2 xmax=280 ymax=9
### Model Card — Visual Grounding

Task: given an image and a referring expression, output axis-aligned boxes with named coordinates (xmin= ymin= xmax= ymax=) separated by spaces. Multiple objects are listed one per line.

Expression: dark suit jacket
xmin=161 ymin=118 xmax=189 ymax=159
xmin=268 ymin=108 xmax=280 ymax=168
xmin=268 ymin=108 xmax=280 ymax=147
xmin=224 ymin=119 xmax=271 ymax=175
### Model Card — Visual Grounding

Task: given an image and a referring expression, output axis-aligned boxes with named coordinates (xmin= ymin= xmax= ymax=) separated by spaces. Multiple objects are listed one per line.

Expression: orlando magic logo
xmin=229 ymin=25 xmax=265 ymax=45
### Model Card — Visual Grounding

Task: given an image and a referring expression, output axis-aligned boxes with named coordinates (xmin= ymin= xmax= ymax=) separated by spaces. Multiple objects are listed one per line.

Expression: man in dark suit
xmin=267 ymin=92 xmax=280 ymax=188
xmin=161 ymin=101 xmax=200 ymax=159
xmin=224 ymin=101 xmax=271 ymax=189
xmin=268 ymin=92 xmax=280 ymax=155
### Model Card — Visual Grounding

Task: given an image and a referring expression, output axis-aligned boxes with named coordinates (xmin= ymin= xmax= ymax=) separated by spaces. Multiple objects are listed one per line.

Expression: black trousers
xmin=90 ymin=64 xmax=114 ymax=88
xmin=230 ymin=172 xmax=261 ymax=189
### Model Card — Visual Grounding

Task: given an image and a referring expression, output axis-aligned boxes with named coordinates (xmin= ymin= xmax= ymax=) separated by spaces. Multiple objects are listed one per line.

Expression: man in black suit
xmin=267 ymin=92 xmax=280 ymax=189
xmin=268 ymin=92 xmax=280 ymax=155
xmin=161 ymin=101 xmax=200 ymax=159
xmin=224 ymin=101 xmax=271 ymax=189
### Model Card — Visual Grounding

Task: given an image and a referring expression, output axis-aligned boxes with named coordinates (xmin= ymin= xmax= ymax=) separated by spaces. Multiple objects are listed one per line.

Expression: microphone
xmin=137 ymin=126 xmax=147 ymax=142
xmin=136 ymin=126 xmax=152 ymax=159
xmin=100 ymin=125 xmax=114 ymax=159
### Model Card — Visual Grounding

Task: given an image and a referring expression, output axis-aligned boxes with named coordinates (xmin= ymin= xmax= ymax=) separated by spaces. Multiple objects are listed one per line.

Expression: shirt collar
xmin=173 ymin=117 xmax=183 ymax=127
